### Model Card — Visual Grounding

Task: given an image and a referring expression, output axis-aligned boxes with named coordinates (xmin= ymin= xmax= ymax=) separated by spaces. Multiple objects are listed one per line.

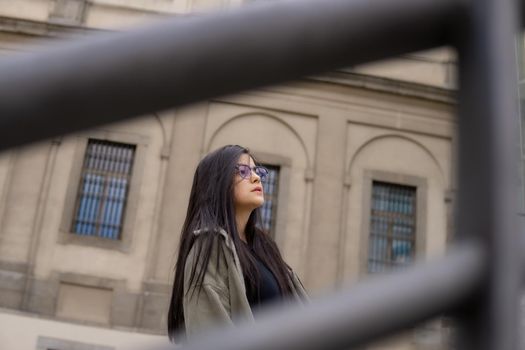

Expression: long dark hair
xmin=167 ymin=145 xmax=293 ymax=341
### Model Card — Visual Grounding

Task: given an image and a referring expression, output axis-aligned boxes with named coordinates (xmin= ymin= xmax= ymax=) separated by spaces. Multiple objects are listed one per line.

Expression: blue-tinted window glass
xmin=72 ymin=139 xmax=135 ymax=240
xmin=260 ymin=164 xmax=280 ymax=236
xmin=368 ymin=181 xmax=417 ymax=273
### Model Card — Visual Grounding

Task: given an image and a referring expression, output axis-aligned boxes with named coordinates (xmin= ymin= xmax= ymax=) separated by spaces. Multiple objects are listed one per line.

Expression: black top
xmin=242 ymin=241 xmax=282 ymax=311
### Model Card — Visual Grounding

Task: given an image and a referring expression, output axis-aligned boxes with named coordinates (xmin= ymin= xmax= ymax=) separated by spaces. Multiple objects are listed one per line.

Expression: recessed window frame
xmin=251 ymin=151 xmax=291 ymax=242
xmin=59 ymin=130 xmax=149 ymax=253
xmin=259 ymin=163 xmax=281 ymax=236
xmin=367 ymin=181 xmax=417 ymax=272
xmin=359 ymin=170 xmax=427 ymax=276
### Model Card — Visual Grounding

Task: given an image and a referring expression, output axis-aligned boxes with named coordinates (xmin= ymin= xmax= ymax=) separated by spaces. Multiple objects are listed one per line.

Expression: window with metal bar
xmin=368 ymin=181 xmax=417 ymax=273
xmin=71 ymin=139 xmax=136 ymax=240
xmin=260 ymin=164 xmax=280 ymax=236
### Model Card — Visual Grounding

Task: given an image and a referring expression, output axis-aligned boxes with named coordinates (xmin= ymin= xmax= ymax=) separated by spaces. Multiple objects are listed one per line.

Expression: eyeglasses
xmin=235 ymin=164 xmax=269 ymax=181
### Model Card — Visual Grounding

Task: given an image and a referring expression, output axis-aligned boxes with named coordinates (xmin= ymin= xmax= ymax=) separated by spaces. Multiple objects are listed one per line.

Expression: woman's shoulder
xmin=192 ymin=227 xmax=235 ymax=252
xmin=287 ymin=269 xmax=309 ymax=302
xmin=184 ymin=227 xmax=236 ymax=272
xmin=192 ymin=226 xmax=228 ymax=240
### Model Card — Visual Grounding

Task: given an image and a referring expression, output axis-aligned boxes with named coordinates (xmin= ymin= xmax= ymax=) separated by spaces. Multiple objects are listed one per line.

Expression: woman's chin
xmin=252 ymin=200 xmax=265 ymax=209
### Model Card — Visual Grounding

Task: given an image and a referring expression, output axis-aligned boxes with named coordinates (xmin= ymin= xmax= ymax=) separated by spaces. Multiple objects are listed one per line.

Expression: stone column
xmin=305 ymin=112 xmax=347 ymax=292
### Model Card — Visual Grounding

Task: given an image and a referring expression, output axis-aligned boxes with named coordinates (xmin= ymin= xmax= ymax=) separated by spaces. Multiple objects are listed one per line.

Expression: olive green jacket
xmin=182 ymin=228 xmax=308 ymax=339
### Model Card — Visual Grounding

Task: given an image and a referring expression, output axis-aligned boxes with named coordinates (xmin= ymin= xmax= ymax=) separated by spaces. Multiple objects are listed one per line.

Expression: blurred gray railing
xmin=0 ymin=0 xmax=522 ymax=349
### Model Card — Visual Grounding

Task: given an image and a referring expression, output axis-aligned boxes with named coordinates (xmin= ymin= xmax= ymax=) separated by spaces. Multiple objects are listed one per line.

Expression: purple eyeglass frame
xmin=235 ymin=164 xmax=269 ymax=180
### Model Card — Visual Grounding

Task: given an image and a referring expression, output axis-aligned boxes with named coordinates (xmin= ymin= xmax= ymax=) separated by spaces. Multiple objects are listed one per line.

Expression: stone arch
xmin=152 ymin=113 xmax=169 ymax=152
xmin=206 ymin=112 xmax=311 ymax=169
xmin=347 ymin=134 xmax=446 ymax=183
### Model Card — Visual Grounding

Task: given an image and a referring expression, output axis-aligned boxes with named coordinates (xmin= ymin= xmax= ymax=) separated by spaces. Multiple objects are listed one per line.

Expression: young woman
xmin=167 ymin=145 xmax=307 ymax=342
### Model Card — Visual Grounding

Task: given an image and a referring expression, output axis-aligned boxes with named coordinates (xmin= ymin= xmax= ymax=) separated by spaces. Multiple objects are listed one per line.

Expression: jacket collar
xmin=192 ymin=227 xmax=235 ymax=251
xmin=192 ymin=227 xmax=244 ymax=273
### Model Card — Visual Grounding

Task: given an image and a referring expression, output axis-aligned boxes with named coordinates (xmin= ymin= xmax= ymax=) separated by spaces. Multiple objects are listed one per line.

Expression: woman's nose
xmin=251 ymin=171 xmax=261 ymax=183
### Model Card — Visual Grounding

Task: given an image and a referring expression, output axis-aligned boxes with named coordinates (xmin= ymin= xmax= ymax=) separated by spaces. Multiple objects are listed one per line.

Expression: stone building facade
xmin=0 ymin=1 xmax=459 ymax=349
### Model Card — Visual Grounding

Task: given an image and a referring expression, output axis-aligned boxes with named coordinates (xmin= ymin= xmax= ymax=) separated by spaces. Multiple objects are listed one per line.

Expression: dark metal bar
xmin=0 ymin=0 xmax=462 ymax=151
xmin=0 ymin=0 xmax=520 ymax=348
xmin=143 ymin=242 xmax=485 ymax=350
xmin=455 ymin=0 xmax=521 ymax=348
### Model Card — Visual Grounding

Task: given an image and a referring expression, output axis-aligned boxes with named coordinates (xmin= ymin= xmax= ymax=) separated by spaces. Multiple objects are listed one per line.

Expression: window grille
xmin=368 ymin=181 xmax=417 ymax=273
xmin=72 ymin=139 xmax=136 ymax=240
xmin=260 ymin=164 xmax=280 ymax=235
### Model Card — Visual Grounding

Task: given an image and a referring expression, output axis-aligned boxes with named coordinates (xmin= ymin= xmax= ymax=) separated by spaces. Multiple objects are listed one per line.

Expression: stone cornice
xmin=0 ymin=17 xmax=457 ymax=105
xmin=308 ymin=71 xmax=457 ymax=105
xmin=0 ymin=16 xmax=103 ymax=38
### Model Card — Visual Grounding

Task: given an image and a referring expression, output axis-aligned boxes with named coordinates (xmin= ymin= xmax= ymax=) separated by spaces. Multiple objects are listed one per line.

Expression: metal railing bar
xmin=144 ymin=241 xmax=486 ymax=350
xmin=0 ymin=0 xmax=462 ymax=151
xmin=455 ymin=0 xmax=521 ymax=348
xmin=0 ymin=0 xmax=519 ymax=349
xmin=520 ymin=214 xmax=525 ymax=287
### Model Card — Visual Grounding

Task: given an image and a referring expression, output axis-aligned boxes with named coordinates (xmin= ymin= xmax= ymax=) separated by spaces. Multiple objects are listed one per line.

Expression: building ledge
xmin=0 ymin=16 xmax=103 ymax=38
xmin=309 ymin=70 xmax=457 ymax=105
xmin=0 ymin=17 xmax=456 ymax=106
xmin=0 ymin=306 xmax=165 ymax=336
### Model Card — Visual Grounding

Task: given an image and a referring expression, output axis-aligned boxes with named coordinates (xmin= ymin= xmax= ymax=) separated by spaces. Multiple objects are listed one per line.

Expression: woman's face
xmin=233 ymin=154 xmax=265 ymax=212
